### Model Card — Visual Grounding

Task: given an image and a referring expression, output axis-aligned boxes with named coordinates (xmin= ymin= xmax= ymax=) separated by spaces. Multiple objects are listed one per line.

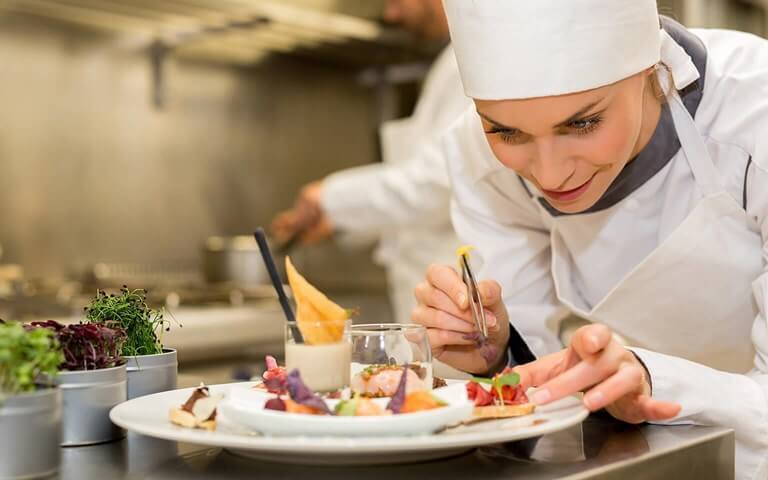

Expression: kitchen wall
xmin=0 ymin=13 xmax=389 ymax=289
xmin=678 ymin=0 xmax=767 ymax=33
xmin=2 ymin=1 xmax=764 ymax=287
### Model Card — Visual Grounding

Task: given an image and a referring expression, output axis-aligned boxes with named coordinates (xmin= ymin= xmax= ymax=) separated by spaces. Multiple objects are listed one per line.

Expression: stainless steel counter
xmin=55 ymin=416 xmax=734 ymax=480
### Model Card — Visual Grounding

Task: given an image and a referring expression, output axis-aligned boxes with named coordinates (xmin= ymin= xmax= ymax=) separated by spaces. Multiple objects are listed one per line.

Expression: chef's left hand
xmin=271 ymin=181 xmax=334 ymax=245
xmin=515 ymin=324 xmax=681 ymax=424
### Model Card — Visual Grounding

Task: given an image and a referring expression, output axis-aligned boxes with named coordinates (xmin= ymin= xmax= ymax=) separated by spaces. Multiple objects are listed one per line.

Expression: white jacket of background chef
xmin=320 ymin=46 xmax=470 ymax=325
xmin=442 ymin=20 xmax=768 ymax=480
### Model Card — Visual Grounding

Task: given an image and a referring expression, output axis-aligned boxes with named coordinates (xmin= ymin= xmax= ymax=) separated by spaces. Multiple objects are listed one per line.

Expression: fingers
xmin=513 ymin=350 xmax=571 ymax=390
xmin=607 ymin=395 xmax=682 ymax=424
xmin=412 ymin=305 xmax=475 ymax=333
xmin=531 ymin=341 xmax=625 ymax=405
xmin=571 ymin=324 xmax=613 ymax=359
xmin=422 ymin=263 xmax=505 ymax=319
xmin=477 ymin=281 xmax=505 ymax=329
xmin=414 ymin=282 xmax=498 ymax=329
xmin=426 ymin=329 xmax=476 ymax=352
xmin=433 ymin=345 xmax=489 ymax=374
xmin=270 ymin=211 xmax=298 ymax=238
xmin=298 ymin=216 xmax=333 ymax=244
xmin=583 ymin=365 xmax=644 ymax=411
xmin=636 ymin=395 xmax=682 ymax=421
xmin=414 ymin=281 xmax=469 ymax=319
xmin=415 ymin=264 xmax=510 ymax=372
xmin=477 ymin=280 xmax=502 ymax=308
xmin=426 ymin=264 xmax=469 ymax=309
xmin=515 ymin=321 xmax=682 ymax=424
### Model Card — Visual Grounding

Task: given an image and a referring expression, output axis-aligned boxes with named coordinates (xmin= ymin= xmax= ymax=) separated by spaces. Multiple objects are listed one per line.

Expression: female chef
xmin=412 ymin=1 xmax=768 ymax=478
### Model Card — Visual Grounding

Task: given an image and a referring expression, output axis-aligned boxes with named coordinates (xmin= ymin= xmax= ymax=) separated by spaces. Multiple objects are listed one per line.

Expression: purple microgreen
xmin=30 ymin=320 xmax=126 ymax=371
xmin=264 ymin=397 xmax=286 ymax=412
xmin=286 ymin=369 xmax=331 ymax=414
xmin=462 ymin=332 xmax=480 ymax=342
xmin=479 ymin=343 xmax=498 ymax=364
xmin=386 ymin=368 xmax=408 ymax=414
xmin=462 ymin=333 xmax=497 ymax=364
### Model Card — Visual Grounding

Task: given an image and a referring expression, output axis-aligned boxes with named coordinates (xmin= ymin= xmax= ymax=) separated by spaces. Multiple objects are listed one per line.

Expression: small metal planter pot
xmin=57 ymin=364 xmax=127 ymax=446
xmin=0 ymin=388 xmax=62 ymax=479
xmin=125 ymin=349 xmax=177 ymax=400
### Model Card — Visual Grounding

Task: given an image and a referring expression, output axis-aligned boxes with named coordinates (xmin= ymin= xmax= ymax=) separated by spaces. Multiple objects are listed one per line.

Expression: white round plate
xmin=110 ymin=381 xmax=588 ymax=465
xmin=220 ymin=382 xmax=472 ymax=437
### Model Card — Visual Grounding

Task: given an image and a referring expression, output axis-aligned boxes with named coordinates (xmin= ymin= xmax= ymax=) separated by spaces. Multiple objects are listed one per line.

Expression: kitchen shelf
xmin=0 ymin=0 xmax=433 ymax=67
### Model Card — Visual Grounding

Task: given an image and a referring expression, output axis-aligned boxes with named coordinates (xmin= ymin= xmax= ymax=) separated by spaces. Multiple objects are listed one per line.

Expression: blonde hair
xmin=649 ymin=62 xmax=675 ymax=101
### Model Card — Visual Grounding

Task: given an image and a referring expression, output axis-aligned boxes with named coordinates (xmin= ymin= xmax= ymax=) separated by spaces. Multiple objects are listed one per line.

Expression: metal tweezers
xmin=459 ymin=252 xmax=488 ymax=341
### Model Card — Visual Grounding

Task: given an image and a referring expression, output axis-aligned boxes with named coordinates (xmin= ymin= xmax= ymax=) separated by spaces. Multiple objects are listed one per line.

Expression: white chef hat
xmin=444 ymin=0 xmax=684 ymax=100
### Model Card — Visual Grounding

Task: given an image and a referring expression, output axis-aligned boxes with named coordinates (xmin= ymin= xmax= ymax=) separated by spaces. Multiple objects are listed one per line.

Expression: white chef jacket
xmin=321 ymin=47 xmax=470 ymax=324
xmin=441 ymin=23 xmax=768 ymax=480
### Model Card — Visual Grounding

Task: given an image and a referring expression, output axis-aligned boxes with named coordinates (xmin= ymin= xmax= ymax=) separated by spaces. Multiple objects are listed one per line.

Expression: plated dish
xmin=176 ymin=359 xmax=472 ymax=436
xmin=111 ymin=381 xmax=588 ymax=465
xmin=168 ymin=358 xmax=537 ymax=438
xmin=115 ymin=260 xmax=586 ymax=464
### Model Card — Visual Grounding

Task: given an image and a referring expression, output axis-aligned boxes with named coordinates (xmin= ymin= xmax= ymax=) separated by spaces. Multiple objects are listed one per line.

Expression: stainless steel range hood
xmin=0 ymin=0 xmax=430 ymax=66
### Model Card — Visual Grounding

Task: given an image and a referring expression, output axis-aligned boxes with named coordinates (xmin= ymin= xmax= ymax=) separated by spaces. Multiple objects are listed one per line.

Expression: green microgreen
xmin=0 ymin=321 xmax=63 ymax=396
xmin=84 ymin=286 xmax=174 ymax=356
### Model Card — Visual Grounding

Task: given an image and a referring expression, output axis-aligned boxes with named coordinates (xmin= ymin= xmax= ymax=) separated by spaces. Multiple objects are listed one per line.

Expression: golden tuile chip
xmin=285 ymin=257 xmax=350 ymax=345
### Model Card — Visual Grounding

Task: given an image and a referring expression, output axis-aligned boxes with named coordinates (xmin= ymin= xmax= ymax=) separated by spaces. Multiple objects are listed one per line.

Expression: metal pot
xmin=0 ymin=388 xmax=62 ymax=479
xmin=58 ymin=364 xmax=127 ymax=446
xmin=202 ymin=235 xmax=285 ymax=287
xmin=125 ymin=349 xmax=177 ymax=400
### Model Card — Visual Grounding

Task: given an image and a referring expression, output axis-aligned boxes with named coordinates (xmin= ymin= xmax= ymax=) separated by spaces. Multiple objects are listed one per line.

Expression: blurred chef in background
xmin=271 ymin=0 xmax=470 ymax=325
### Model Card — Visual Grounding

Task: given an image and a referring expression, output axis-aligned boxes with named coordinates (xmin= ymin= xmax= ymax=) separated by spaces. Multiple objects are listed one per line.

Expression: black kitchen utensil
xmin=254 ymin=228 xmax=303 ymax=344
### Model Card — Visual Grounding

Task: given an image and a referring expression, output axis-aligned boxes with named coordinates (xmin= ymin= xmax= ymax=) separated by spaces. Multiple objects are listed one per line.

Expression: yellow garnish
xmin=456 ymin=245 xmax=476 ymax=270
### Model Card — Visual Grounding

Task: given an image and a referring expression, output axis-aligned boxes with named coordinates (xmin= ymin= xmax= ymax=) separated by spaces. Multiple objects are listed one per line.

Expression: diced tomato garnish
xmin=491 ymin=384 xmax=528 ymax=405
xmin=466 ymin=381 xmax=494 ymax=406
xmin=466 ymin=381 xmax=479 ymax=399
xmin=262 ymin=355 xmax=288 ymax=394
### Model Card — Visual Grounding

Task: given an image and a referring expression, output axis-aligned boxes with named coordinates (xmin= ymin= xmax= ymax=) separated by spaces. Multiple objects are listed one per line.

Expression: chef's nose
xmin=530 ymin=139 xmax=573 ymax=191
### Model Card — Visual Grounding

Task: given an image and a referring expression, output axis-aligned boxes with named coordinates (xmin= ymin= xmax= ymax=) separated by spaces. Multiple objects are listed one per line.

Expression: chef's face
xmin=383 ymin=0 xmax=449 ymax=41
xmin=475 ymin=70 xmax=659 ymax=214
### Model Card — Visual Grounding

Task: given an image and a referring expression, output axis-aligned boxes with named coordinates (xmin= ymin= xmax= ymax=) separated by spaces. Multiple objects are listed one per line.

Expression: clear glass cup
xmin=284 ymin=319 xmax=351 ymax=393
xmin=348 ymin=323 xmax=432 ymax=396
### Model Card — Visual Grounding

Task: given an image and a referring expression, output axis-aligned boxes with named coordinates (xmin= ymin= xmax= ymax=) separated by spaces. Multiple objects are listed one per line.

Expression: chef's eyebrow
xmin=476 ymin=99 xmax=605 ymax=131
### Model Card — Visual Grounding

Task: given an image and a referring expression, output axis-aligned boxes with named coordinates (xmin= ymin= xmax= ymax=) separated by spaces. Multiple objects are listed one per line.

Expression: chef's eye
xmin=567 ymin=115 xmax=602 ymax=135
xmin=484 ymin=126 xmax=527 ymax=145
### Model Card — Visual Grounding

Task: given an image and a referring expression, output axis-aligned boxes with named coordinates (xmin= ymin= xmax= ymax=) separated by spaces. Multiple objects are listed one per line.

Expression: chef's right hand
xmin=413 ymin=264 xmax=511 ymax=374
xmin=271 ymin=181 xmax=334 ymax=245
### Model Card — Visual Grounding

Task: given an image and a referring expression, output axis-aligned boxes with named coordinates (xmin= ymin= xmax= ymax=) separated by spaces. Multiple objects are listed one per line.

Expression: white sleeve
xmin=630 ymin=348 xmax=768 ymax=479
xmin=631 ymin=160 xmax=768 ymax=480
xmin=443 ymin=111 xmax=564 ymax=358
xmin=625 ymin=32 xmax=768 ymax=480
xmin=320 ymin=142 xmax=451 ymax=233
